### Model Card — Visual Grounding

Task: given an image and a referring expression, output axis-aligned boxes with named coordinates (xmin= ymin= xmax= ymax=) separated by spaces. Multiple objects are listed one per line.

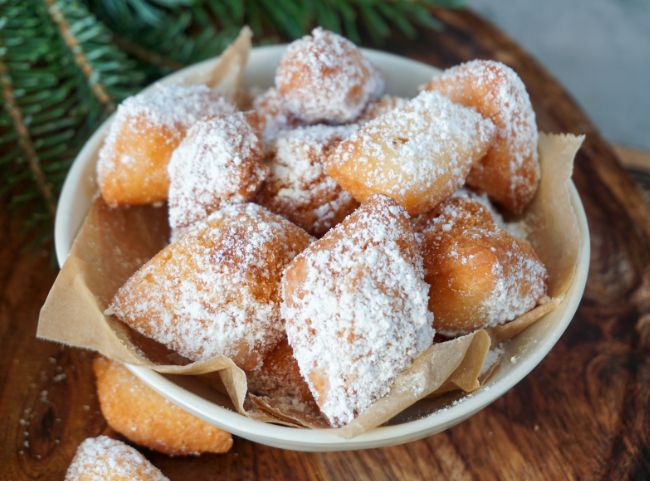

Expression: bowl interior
xmin=54 ymin=46 xmax=590 ymax=451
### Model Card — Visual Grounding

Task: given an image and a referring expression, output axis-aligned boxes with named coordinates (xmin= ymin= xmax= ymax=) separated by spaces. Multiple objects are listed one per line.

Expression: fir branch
xmin=0 ymin=0 xmax=143 ymax=243
xmin=45 ymin=0 xmax=115 ymax=111
xmin=1 ymin=0 xmax=467 ymax=248
xmin=112 ymin=34 xmax=183 ymax=71
xmin=0 ymin=59 xmax=57 ymax=218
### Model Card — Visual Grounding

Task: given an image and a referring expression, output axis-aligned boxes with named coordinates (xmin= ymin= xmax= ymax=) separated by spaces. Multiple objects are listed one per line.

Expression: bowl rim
xmin=54 ymin=45 xmax=591 ymax=452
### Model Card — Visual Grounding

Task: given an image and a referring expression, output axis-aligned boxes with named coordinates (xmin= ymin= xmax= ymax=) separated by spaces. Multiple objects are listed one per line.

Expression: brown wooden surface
xmin=2 ymin=9 xmax=650 ymax=481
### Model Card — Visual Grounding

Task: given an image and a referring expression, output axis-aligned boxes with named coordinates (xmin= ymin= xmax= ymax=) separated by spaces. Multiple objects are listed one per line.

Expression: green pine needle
xmin=0 ymin=0 xmax=466 ymax=248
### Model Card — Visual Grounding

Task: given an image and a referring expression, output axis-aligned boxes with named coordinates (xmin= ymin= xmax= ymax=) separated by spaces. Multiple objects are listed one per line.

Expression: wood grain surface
xmin=2 ymin=9 xmax=650 ymax=481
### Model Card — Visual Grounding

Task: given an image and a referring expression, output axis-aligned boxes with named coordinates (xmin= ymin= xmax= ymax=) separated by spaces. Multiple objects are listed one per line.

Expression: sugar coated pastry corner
xmin=282 ymin=194 xmax=434 ymax=426
xmin=256 ymin=124 xmax=358 ymax=236
xmin=417 ymin=193 xmax=548 ymax=335
xmin=65 ymin=435 xmax=168 ymax=481
xmin=168 ymin=112 xmax=267 ymax=234
xmin=327 ymin=90 xmax=496 ymax=215
xmin=423 ymin=60 xmax=539 ymax=214
xmin=97 ymin=84 xmax=236 ymax=205
xmin=109 ymin=203 xmax=313 ymax=370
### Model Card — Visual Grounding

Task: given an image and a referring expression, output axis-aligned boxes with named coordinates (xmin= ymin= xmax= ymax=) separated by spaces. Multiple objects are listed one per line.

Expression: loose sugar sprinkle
xmin=257 ymin=124 xmax=358 ymax=236
xmin=283 ymin=195 xmax=434 ymax=426
xmin=65 ymin=436 xmax=168 ymax=481
xmin=168 ymin=112 xmax=267 ymax=233
xmin=276 ymin=27 xmax=384 ymax=123
xmin=110 ymin=203 xmax=312 ymax=368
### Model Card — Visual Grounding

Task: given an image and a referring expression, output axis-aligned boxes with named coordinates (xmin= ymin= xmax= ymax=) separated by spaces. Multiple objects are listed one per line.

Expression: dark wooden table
xmin=2 ymin=9 xmax=649 ymax=481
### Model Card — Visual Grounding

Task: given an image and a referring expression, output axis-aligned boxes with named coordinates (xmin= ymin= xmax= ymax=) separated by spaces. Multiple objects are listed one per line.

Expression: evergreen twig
xmin=0 ymin=0 xmax=466 ymax=246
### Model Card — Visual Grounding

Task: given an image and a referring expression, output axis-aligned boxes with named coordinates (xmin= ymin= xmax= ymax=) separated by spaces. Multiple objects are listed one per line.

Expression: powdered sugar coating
xmin=327 ymin=90 xmax=496 ymax=215
xmin=168 ymin=112 xmax=267 ymax=234
xmin=276 ymin=27 xmax=384 ymax=123
xmin=65 ymin=436 xmax=168 ymax=481
xmin=251 ymin=87 xmax=300 ymax=145
xmin=423 ymin=60 xmax=539 ymax=213
xmin=247 ymin=337 xmax=316 ymax=407
xmin=282 ymin=195 xmax=434 ymax=426
xmin=358 ymin=95 xmax=409 ymax=123
xmin=110 ymin=203 xmax=313 ymax=370
xmin=97 ymin=84 xmax=237 ymax=205
xmin=108 ymin=84 xmax=235 ymax=132
xmin=256 ymin=124 xmax=358 ymax=236
xmin=418 ymin=196 xmax=547 ymax=335
xmin=451 ymin=188 xmax=529 ymax=239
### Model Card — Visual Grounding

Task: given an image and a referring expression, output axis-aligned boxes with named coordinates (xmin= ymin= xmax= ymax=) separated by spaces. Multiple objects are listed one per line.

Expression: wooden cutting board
xmin=1 ymin=9 xmax=649 ymax=481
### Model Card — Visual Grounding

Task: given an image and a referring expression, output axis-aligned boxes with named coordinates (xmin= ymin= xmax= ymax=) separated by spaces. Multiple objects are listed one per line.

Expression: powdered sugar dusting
xmin=97 ymin=84 xmax=237 ymax=191
xmin=420 ymin=196 xmax=547 ymax=335
xmin=358 ymin=95 xmax=409 ymax=123
xmin=256 ymin=124 xmax=358 ymax=236
xmin=110 ymin=203 xmax=313 ymax=369
xmin=65 ymin=436 xmax=168 ymax=481
xmin=453 ymin=188 xmax=530 ymax=239
xmin=282 ymin=195 xmax=434 ymax=426
xmin=478 ymin=250 xmax=546 ymax=327
xmin=276 ymin=27 xmax=384 ymax=123
xmin=251 ymin=87 xmax=299 ymax=145
xmin=328 ymin=90 xmax=496 ymax=214
xmin=168 ymin=112 xmax=267 ymax=234
xmin=423 ymin=60 xmax=539 ymax=212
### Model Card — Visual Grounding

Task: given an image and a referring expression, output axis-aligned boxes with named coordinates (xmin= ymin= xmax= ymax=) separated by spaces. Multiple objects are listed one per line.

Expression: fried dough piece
xmin=256 ymin=124 xmax=358 ymax=236
xmin=247 ymin=337 xmax=315 ymax=405
xmin=65 ymin=436 xmax=168 ymax=481
xmin=358 ymin=95 xmax=408 ymax=123
xmin=97 ymin=84 xmax=236 ymax=205
xmin=282 ymin=194 xmax=434 ymax=426
xmin=276 ymin=27 xmax=383 ymax=123
xmin=168 ymin=112 xmax=267 ymax=234
xmin=251 ymin=87 xmax=300 ymax=145
xmin=109 ymin=203 xmax=313 ymax=370
xmin=326 ymin=91 xmax=496 ymax=215
xmin=423 ymin=60 xmax=539 ymax=213
xmin=93 ymin=357 xmax=232 ymax=456
xmin=418 ymin=194 xmax=548 ymax=335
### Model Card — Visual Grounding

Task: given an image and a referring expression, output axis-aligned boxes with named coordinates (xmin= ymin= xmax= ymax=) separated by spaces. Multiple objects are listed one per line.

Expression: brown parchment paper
xmin=174 ymin=27 xmax=251 ymax=96
xmin=37 ymin=23 xmax=586 ymax=436
xmin=38 ymin=27 xmax=254 ymax=414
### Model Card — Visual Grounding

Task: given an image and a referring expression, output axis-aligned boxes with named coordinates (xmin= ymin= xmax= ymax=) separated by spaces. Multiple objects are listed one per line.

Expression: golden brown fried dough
xmin=282 ymin=194 xmax=434 ymax=426
xmin=358 ymin=95 xmax=408 ymax=123
xmin=167 ymin=112 xmax=267 ymax=234
xmin=251 ymin=87 xmax=300 ymax=145
xmin=418 ymin=194 xmax=548 ymax=335
xmin=109 ymin=203 xmax=313 ymax=370
xmin=97 ymin=85 xmax=236 ymax=205
xmin=93 ymin=357 xmax=232 ymax=456
xmin=256 ymin=124 xmax=358 ymax=236
xmin=326 ymin=91 xmax=496 ymax=215
xmin=275 ymin=27 xmax=383 ymax=123
xmin=423 ymin=60 xmax=539 ymax=214
xmin=247 ymin=337 xmax=315 ymax=406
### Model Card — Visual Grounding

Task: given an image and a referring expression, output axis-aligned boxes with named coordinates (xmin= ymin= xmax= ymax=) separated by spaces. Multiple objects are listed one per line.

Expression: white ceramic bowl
xmin=55 ymin=46 xmax=590 ymax=452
